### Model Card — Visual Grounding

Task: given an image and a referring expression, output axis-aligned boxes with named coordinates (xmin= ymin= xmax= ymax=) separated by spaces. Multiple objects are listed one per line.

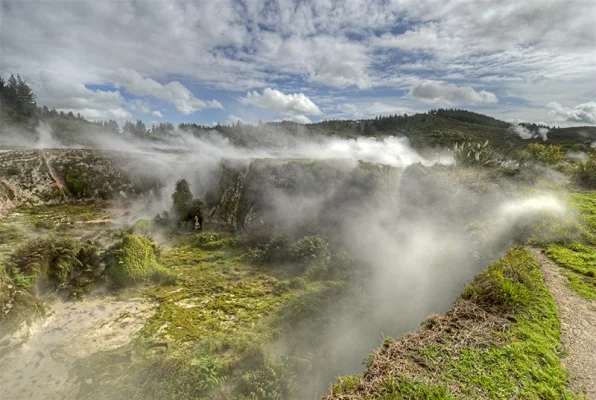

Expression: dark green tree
xmin=171 ymin=179 xmax=193 ymax=219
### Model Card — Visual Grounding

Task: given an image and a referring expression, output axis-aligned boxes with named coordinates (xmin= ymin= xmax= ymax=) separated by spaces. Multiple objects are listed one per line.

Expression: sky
xmin=1 ymin=0 xmax=595 ymax=127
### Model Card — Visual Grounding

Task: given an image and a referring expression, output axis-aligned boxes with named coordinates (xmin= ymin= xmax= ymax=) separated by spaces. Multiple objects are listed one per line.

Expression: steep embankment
xmin=0 ymin=149 xmax=163 ymax=214
xmin=326 ymin=247 xmax=578 ymax=399
xmin=530 ymin=247 xmax=596 ymax=399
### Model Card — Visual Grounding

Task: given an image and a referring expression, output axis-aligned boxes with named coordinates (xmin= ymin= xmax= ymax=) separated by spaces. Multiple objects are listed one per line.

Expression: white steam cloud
xmin=511 ymin=124 xmax=549 ymax=141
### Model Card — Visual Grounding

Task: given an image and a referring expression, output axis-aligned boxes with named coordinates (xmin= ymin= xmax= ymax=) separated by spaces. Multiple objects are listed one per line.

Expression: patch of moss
xmin=109 ymin=234 xmax=174 ymax=287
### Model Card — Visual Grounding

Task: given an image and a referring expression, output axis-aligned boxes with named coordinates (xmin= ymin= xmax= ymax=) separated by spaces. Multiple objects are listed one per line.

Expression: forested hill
xmin=1 ymin=73 xmax=596 ymax=151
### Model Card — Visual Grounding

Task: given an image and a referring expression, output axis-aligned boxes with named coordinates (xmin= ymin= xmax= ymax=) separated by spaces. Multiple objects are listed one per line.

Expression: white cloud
xmin=289 ymin=115 xmax=312 ymax=124
xmin=338 ymin=102 xmax=416 ymax=119
xmin=36 ymin=71 xmax=131 ymax=121
xmin=409 ymin=81 xmax=498 ymax=105
xmin=0 ymin=0 xmax=594 ymax=120
xmin=547 ymin=102 xmax=596 ymax=125
xmin=225 ymin=115 xmax=246 ymax=125
xmin=241 ymin=88 xmax=322 ymax=115
xmin=130 ymin=99 xmax=151 ymax=114
xmin=151 ymin=110 xmax=164 ymax=118
xmin=110 ymin=69 xmax=223 ymax=115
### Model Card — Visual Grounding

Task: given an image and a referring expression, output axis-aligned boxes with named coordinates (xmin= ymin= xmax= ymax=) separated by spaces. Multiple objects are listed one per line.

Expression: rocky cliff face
xmin=0 ymin=149 xmax=163 ymax=215
xmin=207 ymin=158 xmax=399 ymax=233
xmin=0 ymin=149 xmax=400 ymax=231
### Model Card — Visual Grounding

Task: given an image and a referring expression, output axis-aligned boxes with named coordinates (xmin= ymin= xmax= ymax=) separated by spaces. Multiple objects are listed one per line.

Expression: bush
xmin=8 ymin=237 xmax=88 ymax=290
xmin=291 ymin=235 xmax=331 ymax=279
xmin=524 ymin=143 xmax=565 ymax=165
xmin=246 ymin=235 xmax=292 ymax=265
xmin=108 ymin=234 xmax=174 ymax=286
xmin=453 ymin=141 xmax=503 ymax=167
xmin=573 ymin=152 xmax=596 ymax=189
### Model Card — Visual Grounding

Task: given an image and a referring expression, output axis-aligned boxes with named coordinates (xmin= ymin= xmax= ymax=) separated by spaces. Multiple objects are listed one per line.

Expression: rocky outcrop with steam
xmin=0 ymin=149 xmax=162 ymax=214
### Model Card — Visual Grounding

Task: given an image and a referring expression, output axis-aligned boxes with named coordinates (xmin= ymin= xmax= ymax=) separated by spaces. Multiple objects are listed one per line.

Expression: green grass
xmin=546 ymin=243 xmax=596 ymax=300
xmin=76 ymin=233 xmax=325 ymax=400
xmin=542 ymin=191 xmax=596 ymax=299
xmin=326 ymin=247 xmax=578 ymax=400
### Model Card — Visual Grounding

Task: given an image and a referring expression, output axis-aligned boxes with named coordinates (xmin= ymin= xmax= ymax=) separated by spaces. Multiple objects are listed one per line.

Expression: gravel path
xmin=528 ymin=246 xmax=596 ymax=399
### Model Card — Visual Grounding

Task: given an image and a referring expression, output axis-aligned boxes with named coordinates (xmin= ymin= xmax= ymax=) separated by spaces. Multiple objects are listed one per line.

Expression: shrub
xmin=291 ymin=235 xmax=332 ymax=279
xmin=452 ymin=141 xmax=503 ymax=167
xmin=524 ymin=143 xmax=565 ymax=165
xmin=108 ymin=234 xmax=174 ymax=286
xmin=246 ymin=235 xmax=292 ymax=265
xmin=65 ymin=171 xmax=89 ymax=197
xmin=198 ymin=232 xmax=222 ymax=244
xmin=573 ymin=152 xmax=596 ymax=189
xmin=8 ymin=237 xmax=86 ymax=290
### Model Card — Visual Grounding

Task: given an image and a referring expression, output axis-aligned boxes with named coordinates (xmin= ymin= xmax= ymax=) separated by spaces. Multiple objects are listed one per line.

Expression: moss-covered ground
xmin=64 ymin=228 xmax=356 ymax=400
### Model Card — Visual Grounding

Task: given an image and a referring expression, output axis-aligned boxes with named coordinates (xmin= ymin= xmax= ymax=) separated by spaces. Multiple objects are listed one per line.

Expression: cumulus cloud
xmin=1 ymin=0 xmax=594 ymax=120
xmin=36 ymin=72 xmax=131 ymax=121
xmin=241 ymin=88 xmax=323 ymax=115
xmin=409 ymin=81 xmax=498 ymax=105
xmin=151 ymin=111 xmax=164 ymax=118
xmin=547 ymin=101 xmax=596 ymax=125
xmin=130 ymin=99 xmax=151 ymax=114
xmin=109 ymin=69 xmax=223 ymax=115
xmin=289 ymin=114 xmax=312 ymax=124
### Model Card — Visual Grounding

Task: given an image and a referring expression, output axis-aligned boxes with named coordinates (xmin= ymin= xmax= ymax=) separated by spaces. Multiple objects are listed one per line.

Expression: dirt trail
xmin=38 ymin=149 xmax=71 ymax=199
xmin=528 ymin=246 xmax=596 ymax=399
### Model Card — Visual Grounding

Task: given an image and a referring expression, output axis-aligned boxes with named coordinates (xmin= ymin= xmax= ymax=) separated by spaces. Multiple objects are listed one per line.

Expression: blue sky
xmin=1 ymin=0 xmax=595 ymax=127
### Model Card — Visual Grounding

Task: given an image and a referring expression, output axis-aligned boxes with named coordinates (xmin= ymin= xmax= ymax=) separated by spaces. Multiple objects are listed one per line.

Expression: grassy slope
xmin=326 ymin=247 xmax=578 ymax=400
xmin=545 ymin=192 xmax=596 ymax=300
xmin=309 ymin=114 xmax=596 ymax=152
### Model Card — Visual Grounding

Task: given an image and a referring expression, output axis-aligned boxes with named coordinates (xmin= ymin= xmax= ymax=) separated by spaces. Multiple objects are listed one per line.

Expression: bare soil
xmin=0 ymin=295 xmax=155 ymax=400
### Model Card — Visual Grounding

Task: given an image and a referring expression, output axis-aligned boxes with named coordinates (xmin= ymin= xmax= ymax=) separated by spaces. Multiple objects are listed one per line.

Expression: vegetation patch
xmin=546 ymin=243 xmax=596 ymax=300
xmin=0 ymin=263 xmax=46 ymax=338
xmin=7 ymin=236 xmax=101 ymax=294
xmin=325 ymin=247 xmax=577 ymax=399
xmin=542 ymin=192 xmax=596 ymax=299
xmin=108 ymin=234 xmax=174 ymax=286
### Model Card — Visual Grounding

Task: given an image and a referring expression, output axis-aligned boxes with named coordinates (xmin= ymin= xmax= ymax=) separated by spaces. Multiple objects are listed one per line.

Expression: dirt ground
xmin=529 ymin=246 xmax=596 ymax=400
xmin=0 ymin=295 xmax=155 ymax=400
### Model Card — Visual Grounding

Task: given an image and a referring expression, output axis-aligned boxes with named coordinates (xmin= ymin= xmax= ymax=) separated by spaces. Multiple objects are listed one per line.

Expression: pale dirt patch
xmin=528 ymin=246 xmax=596 ymax=399
xmin=0 ymin=295 xmax=156 ymax=400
